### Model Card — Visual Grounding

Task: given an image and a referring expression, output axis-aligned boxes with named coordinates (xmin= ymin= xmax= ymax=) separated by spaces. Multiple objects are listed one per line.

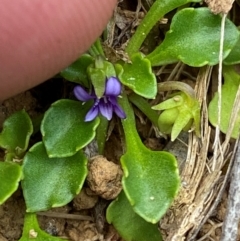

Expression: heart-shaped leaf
xmin=0 ymin=161 xmax=22 ymax=204
xmin=147 ymin=8 xmax=240 ymax=67
xmin=118 ymin=53 xmax=157 ymax=99
xmin=209 ymin=65 xmax=240 ymax=139
xmin=41 ymin=99 xmax=99 ymax=158
xmin=19 ymin=213 xmax=66 ymax=241
xmin=22 ymin=142 xmax=88 ymax=212
xmin=60 ymin=54 xmax=93 ymax=87
xmin=0 ymin=110 xmax=33 ymax=156
xmin=107 ymin=191 xmax=162 ymax=241
xmin=119 ymin=95 xmax=180 ymax=223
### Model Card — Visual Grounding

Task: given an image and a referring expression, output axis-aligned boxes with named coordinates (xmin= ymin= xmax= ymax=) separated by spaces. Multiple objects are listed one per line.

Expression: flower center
xmin=102 ymin=96 xmax=108 ymax=104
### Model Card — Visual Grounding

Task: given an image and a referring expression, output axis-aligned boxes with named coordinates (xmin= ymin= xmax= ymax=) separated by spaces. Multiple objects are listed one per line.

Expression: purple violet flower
xmin=74 ymin=77 xmax=126 ymax=122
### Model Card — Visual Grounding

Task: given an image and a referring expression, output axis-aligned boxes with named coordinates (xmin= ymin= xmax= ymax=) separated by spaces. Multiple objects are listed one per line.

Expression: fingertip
xmin=0 ymin=0 xmax=117 ymax=101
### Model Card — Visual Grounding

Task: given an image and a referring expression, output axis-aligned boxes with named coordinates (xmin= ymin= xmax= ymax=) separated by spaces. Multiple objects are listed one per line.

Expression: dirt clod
xmin=205 ymin=0 xmax=233 ymax=14
xmin=66 ymin=221 xmax=102 ymax=241
xmin=73 ymin=188 xmax=98 ymax=210
xmin=87 ymin=156 xmax=122 ymax=200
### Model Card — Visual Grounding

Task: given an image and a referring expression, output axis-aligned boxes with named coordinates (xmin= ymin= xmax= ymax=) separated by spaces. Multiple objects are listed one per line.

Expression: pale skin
xmin=0 ymin=0 xmax=117 ymax=101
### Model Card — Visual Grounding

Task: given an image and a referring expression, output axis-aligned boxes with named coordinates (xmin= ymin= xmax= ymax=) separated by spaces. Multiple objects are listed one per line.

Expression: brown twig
xmin=37 ymin=211 xmax=93 ymax=221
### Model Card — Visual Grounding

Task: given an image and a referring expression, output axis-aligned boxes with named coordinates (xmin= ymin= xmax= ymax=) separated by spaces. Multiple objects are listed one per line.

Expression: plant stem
xmin=88 ymin=38 xmax=105 ymax=57
xmin=128 ymin=93 xmax=159 ymax=126
xmin=94 ymin=38 xmax=105 ymax=56
xmin=158 ymin=81 xmax=196 ymax=99
xmin=32 ymin=114 xmax=44 ymax=135
xmin=96 ymin=116 xmax=109 ymax=155
xmin=118 ymin=93 xmax=143 ymax=148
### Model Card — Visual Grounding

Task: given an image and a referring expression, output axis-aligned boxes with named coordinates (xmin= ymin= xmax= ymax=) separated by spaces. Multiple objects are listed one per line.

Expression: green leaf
xmin=88 ymin=57 xmax=116 ymax=98
xmin=107 ymin=191 xmax=162 ymax=241
xmin=208 ymin=65 xmax=240 ymax=139
xmin=147 ymin=8 xmax=240 ymax=67
xmin=171 ymin=109 xmax=192 ymax=141
xmin=152 ymin=95 xmax=184 ymax=110
xmin=0 ymin=161 xmax=22 ymax=204
xmin=118 ymin=53 xmax=157 ymax=99
xmin=0 ymin=110 xmax=33 ymax=156
xmin=87 ymin=66 xmax=106 ymax=98
xmin=19 ymin=213 xmax=66 ymax=241
xmin=224 ymin=34 xmax=240 ymax=65
xmin=102 ymin=60 xmax=116 ymax=78
xmin=41 ymin=99 xmax=99 ymax=158
xmin=119 ymin=95 xmax=180 ymax=223
xmin=126 ymin=0 xmax=201 ymax=56
xmin=60 ymin=54 xmax=94 ymax=86
xmin=121 ymin=148 xmax=179 ymax=223
xmin=22 ymin=142 xmax=88 ymax=212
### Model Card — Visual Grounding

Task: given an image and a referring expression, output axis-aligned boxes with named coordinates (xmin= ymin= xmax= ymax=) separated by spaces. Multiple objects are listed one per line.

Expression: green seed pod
xmin=152 ymin=81 xmax=201 ymax=140
xmin=158 ymin=108 xmax=179 ymax=134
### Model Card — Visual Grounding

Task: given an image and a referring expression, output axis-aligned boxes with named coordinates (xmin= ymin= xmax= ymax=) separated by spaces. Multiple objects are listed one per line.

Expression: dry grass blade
xmin=220 ymin=140 xmax=240 ymax=241
xmin=212 ymin=14 xmax=227 ymax=171
xmin=219 ymin=82 xmax=240 ymax=240
xmin=160 ymin=66 xmax=214 ymax=241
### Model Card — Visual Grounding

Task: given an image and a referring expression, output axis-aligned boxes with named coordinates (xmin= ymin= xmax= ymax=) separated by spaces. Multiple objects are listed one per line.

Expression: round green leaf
xmin=22 ymin=142 xmax=88 ymax=212
xmin=19 ymin=213 xmax=65 ymax=241
xmin=118 ymin=53 xmax=157 ymax=99
xmin=0 ymin=161 xmax=22 ymax=204
xmin=121 ymin=149 xmax=180 ymax=223
xmin=0 ymin=110 xmax=33 ymax=156
xmin=147 ymin=8 xmax=240 ymax=67
xmin=60 ymin=54 xmax=93 ymax=87
xmin=41 ymin=99 xmax=99 ymax=158
xmin=107 ymin=191 xmax=162 ymax=241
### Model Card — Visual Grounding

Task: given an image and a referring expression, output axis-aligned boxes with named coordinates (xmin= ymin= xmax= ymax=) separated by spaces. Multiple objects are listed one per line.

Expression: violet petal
xmin=99 ymin=100 xmax=113 ymax=120
xmin=74 ymin=86 xmax=94 ymax=102
xmin=85 ymin=106 xmax=99 ymax=122
xmin=105 ymin=77 xmax=121 ymax=96
xmin=108 ymin=96 xmax=118 ymax=106
xmin=113 ymin=104 xmax=126 ymax=119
